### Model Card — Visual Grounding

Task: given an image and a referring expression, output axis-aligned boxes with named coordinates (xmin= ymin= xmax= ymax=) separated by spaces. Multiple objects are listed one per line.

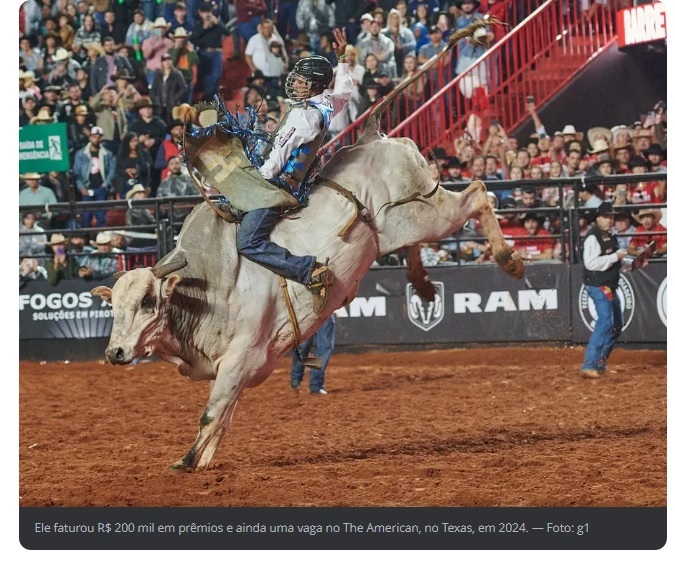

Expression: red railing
xmin=322 ymin=0 xmax=630 ymax=157
xmin=321 ymin=0 xmax=541 ymax=156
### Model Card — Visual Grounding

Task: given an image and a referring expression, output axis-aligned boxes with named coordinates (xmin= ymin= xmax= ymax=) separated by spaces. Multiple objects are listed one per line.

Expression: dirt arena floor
xmin=19 ymin=347 xmax=666 ymax=507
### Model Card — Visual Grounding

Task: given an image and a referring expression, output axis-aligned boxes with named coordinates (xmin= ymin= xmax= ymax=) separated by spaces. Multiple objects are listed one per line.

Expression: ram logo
xmin=406 ymin=282 xmax=444 ymax=332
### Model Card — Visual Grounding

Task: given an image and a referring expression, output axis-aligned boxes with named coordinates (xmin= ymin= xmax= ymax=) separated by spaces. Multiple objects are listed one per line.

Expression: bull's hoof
xmin=496 ymin=250 xmax=525 ymax=280
xmin=168 ymin=458 xmax=195 ymax=473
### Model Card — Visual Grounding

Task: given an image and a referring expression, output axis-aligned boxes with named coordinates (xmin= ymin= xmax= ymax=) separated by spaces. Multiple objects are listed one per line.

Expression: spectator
xmin=155 ymin=120 xmax=185 ymax=181
xmin=613 ymin=143 xmax=633 ymax=174
xmin=73 ymin=126 xmax=117 ymax=228
xmin=192 ymin=3 xmax=229 ymax=102
xmin=411 ymin=3 xmax=431 ymax=28
xmin=317 ymin=31 xmax=338 ymax=67
xmin=244 ymin=19 xmax=288 ymax=89
xmin=327 ymin=0 xmax=365 ymax=45
xmin=613 ymin=210 xmax=635 ymax=251
xmin=125 ymin=184 xmax=156 ymax=228
xmin=356 ymin=78 xmax=380 ymax=117
xmin=125 ymin=9 xmax=154 ymax=58
xmin=235 ymin=0 xmax=268 ymax=53
xmin=78 ymin=232 xmax=119 ymax=280
xmin=150 ymin=54 xmax=187 ymax=123
xmin=168 ymin=27 xmax=199 ymax=103
xmin=417 ymin=25 xmax=446 ymax=92
xmin=113 ymin=131 xmax=154 ymax=198
xmin=632 ymin=127 xmax=653 ymax=158
xmin=100 ymin=10 xmax=128 ymax=49
xmin=19 ymin=257 xmax=48 ymax=289
xmin=128 ymin=96 xmax=168 ymax=163
xmin=156 ymin=154 xmax=201 ymax=221
xmin=340 ymin=44 xmax=364 ymax=123
xmin=74 ymin=14 xmax=103 ymax=50
xmin=565 ymin=148 xmax=585 ymax=177
xmin=19 ymin=211 xmax=47 ymax=259
xmin=627 ymin=209 xmax=666 ymax=258
xmin=455 ymin=1 xmax=492 ymax=98
xmin=59 ymin=83 xmax=90 ymax=125
xmin=398 ymin=53 xmax=425 ymax=119
xmin=169 ymin=2 xmax=193 ymax=33
xmin=626 ymin=156 xmax=660 ymax=205
xmin=111 ymin=70 xmax=143 ymax=121
xmin=19 ymin=94 xmax=38 ymax=127
xmin=67 ymin=230 xmax=95 ymax=266
xmin=411 ymin=21 xmax=429 ymax=54
xmin=20 ymin=36 xmax=42 ymax=73
xmin=20 ymin=70 xmax=42 ymax=103
xmin=646 ymin=143 xmax=666 ymax=173
xmin=45 ymin=233 xmax=79 ymax=285
xmin=296 ymin=0 xmax=336 ymax=52
xmin=19 ymin=173 xmax=58 ymax=209
xmin=142 ymin=17 xmax=174 ymax=86
xmin=75 ymin=67 xmax=93 ymax=101
xmin=470 ymin=155 xmax=486 ymax=180
xmin=49 ymin=48 xmax=82 ymax=87
xmin=383 ymin=8 xmax=416 ymax=77
xmin=358 ymin=52 xmax=380 ymax=97
xmin=396 ymin=0 xmax=412 ymax=27
xmin=567 ymin=184 xmax=602 ymax=210
xmin=290 ymin=313 xmax=336 ymax=395
xmin=356 ymin=12 xmax=373 ymax=43
xmin=484 ymin=153 xmax=503 ymax=180
xmin=514 ymin=212 xmax=554 ymax=262
xmin=68 ymin=104 xmax=95 ymax=156
xmin=90 ymin=36 xmax=134 ymax=94
xmin=59 ymin=14 xmax=77 ymax=50
xmin=357 ymin=17 xmax=396 ymax=78
xmin=90 ymin=85 xmax=128 ymax=155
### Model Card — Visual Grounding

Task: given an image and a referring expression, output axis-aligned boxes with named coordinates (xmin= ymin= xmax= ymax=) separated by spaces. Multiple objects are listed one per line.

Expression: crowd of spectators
xmin=19 ymin=0 xmax=665 ymax=282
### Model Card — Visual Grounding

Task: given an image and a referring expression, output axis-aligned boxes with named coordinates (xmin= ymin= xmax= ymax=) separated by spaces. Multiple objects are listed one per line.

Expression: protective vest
xmin=582 ymin=226 xmax=620 ymax=289
xmin=262 ymin=101 xmax=333 ymax=187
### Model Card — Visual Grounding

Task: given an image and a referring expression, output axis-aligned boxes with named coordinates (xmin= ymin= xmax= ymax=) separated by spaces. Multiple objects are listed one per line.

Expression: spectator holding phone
xmin=45 ymin=233 xmax=80 ymax=286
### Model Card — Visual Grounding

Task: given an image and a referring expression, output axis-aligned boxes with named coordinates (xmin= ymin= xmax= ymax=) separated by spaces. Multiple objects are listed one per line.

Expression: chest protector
xmin=262 ymin=101 xmax=333 ymax=187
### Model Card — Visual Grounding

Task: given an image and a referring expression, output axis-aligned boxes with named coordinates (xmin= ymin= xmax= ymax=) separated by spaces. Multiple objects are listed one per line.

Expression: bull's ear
xmin=91 ymin=286 xmax=113 ymax=303
xmin=163 ymin=275 xmax=182 ymax=301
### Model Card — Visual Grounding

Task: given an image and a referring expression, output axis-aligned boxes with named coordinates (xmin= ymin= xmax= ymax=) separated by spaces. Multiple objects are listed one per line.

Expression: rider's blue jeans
xmin=236 ymin=207 xmax=315 ymax=284
xmin=290 ymin=314 xmax=336 ymax=392
xmin=581 ymin=285 xmax=623 ymax=373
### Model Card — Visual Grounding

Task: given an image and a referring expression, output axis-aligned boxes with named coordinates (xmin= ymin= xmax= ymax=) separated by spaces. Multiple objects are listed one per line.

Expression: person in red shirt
xmin=514 ymin=212 xmax=555 ymax=261
xmin=628 ymin=209 xmax=667 ymax=257
xmin=626 ymin=156 xmax=661 ymax=204
xmin=613 ymin=144 xmax=633 ymax=174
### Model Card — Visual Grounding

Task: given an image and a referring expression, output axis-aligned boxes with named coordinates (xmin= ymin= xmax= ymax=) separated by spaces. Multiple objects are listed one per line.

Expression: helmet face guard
xmin=285 ymin=56 xmax=334 ymax=103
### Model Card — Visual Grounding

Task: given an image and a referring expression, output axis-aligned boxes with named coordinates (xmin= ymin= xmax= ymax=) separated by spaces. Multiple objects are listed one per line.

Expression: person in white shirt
xmin=236 ymin=28 xmax=353 ymax=315
xmin=244 ymin=19 xmax=288 ymax=88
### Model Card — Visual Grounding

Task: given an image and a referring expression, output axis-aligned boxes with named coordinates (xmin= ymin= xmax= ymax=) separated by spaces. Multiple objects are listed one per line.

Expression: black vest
xmin=582 ymin=226 xmax=620 ymax=289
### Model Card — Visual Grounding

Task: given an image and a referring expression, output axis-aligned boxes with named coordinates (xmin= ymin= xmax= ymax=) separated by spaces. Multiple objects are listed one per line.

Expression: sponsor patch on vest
xmin=406 ymin=282 xmax=444 ymax=332
xmin=578 ymin=276 xmax=635 ymax=332
xmin=278 ymin=127 xmax=296 ymax=148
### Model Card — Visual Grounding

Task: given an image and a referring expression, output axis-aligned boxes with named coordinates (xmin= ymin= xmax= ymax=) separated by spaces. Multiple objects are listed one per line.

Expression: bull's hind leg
xmin=171 ymin=361 xmax=253 ymax=471
xmin=461 ymin=180 xmax=524 ymax=279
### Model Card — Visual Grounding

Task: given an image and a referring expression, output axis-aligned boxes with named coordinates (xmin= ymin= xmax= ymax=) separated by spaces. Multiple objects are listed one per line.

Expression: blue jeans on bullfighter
xmin=581 ymin=285 xmax=623 ymax=373
xmin=291 ymin=314 xmax=336 ymax=392
xmin=236 ymin=207 xmax=315 ymax=284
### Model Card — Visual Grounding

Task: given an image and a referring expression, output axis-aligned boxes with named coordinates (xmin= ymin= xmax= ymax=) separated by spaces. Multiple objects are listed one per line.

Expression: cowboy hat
xmin=74 ymin=104 xmax=89 ymax=116
xmin=634 ymin=128 xmax=653 ymax=140
xmin=169 ymin=26 xmax=191 ymax=39
xmin=111 ymin=70 xmax=136 ymax=81
xmin=86 ymin=42 xmax=105 ymax=56
xmin=595 ymin=202 xmax=617 ymax=218
xmin=634 ymin=208 xmax=662 ymax=225
xmin=171 ymin=103 xmax=193 ymax=122
xmin=561 ymin=124 xmax=580 ymax=136
xmin=613 ymin=141 xmax=633 ymax=152
xmin=587 ymin=126 xmax=612 ymax=145
xmin=19 ymin=69 xmax=36 ymax=82
xmin=152 ymin=17 xmax=171 ymax=29
xmin=52 ymin=47 xmax=71 ymax=62
xmin=135 ymin=96 xmax=154 ymax=110
xmin=588 ymin=139 xmax=609 ymax=154
xmin=126 ymin=184 xmax=147 ymax=199
xmin=47 ymin=233 xmax=66 ymax=246
xmin=20 ymin=172 xmax=42 ymax=180
xmin=29 ymin=108 xmax=56 ymax=124
xmin=594 ymin=153 xmax=614 ymax=167
xmin=90 ymin=232 xmax=112 ymax=247
xmin=610 ymin=124 xmax=631 ymax=144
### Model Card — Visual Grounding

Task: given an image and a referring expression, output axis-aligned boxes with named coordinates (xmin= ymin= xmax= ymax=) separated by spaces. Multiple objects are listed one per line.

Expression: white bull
xmin=92 ymin=116 xmax=524 ymax=471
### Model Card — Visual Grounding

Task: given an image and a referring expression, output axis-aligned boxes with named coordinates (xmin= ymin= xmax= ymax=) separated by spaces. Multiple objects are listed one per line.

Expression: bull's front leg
xmin=171 ymin=359 xmax=262 ymax=471
xmin=462 ymin=180 xmax=524 ymax=279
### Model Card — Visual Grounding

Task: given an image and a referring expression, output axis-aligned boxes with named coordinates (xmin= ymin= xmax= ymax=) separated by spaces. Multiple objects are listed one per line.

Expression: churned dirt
xmin=19 ymin=347 xmax=666 ymax=507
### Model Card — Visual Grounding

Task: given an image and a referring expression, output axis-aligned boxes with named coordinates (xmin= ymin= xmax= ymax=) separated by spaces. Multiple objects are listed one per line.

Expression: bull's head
xmin=91 ymin=260 xmax=187 ymax=365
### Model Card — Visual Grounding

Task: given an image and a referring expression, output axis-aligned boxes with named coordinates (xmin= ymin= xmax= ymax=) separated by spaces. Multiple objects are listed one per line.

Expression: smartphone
xmin=526 ymin=95 xmax=535 ymax=104
xmin=55 ymin=246 xmax=65 ymax=256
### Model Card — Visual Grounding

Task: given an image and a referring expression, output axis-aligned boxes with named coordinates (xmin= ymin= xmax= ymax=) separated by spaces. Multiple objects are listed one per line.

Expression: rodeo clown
xmin=236 ymin=28 xmax=353 ymax=314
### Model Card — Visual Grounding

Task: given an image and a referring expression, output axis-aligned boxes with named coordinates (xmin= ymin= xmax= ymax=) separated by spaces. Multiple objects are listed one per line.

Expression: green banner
xmin=19 ymin=123 xmax=70 ymax=174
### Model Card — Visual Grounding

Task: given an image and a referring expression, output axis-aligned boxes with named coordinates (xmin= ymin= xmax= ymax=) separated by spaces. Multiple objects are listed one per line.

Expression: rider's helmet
xmin=285 ymin=56 xmax=334 ymax=103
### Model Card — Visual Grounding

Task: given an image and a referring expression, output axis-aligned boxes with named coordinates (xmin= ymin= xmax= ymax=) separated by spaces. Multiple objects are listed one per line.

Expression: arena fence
xmin=18 ymin=172 xmax=667 ymax=360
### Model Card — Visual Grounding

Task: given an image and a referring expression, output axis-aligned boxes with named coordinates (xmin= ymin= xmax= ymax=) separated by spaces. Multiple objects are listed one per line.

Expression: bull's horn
xmin=152 ymin=259 xmax=188 ymax=279
xmin=113 ymin=271 xmax=127 ymax=280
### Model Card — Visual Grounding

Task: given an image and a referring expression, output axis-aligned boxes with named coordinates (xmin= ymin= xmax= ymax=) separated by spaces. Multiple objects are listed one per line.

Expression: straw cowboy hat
xmin=634 ymin=128 xmax=653 ymax=141
xmin=74 ymin=104 xmax=89 ymax=116
xmin=561 ymin=124 xmax=581 ymax=137
xmin=588 ymin=139 xmax=610 ymax=154
xmin=52 ymin=47 xmax=71 ymax=62
xmin=634 ymin=208 xmax=663 ymax=225
xmin=20 ymin=172 xmax=42 ymax=180
xmin=20 ymin=69 xmax=36 ymax=83
xmin=152 ymin=17 xmax=171 ymax=29
xmin=29 ymin=108 xmax=56 ymax=124
xmin=86 ymin=42 xmax=105 ymax=56
xmin=126 ymin=184 xmax=147 ymax=199
xmin=90 ymin=232 xmax=112 ymax=247
xmin=47 ymin=233 xmax=66 ymax=246
xmin=587 ymin=126 xmax=612 ymax=145
xmin=169 ymin=26 xmax=191 ymax=39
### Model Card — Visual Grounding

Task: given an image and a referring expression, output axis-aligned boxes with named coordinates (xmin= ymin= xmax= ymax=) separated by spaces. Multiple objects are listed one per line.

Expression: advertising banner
xmin=570 ymin=263 xmax=666 ymax=344
xmin=617 ymin=2 xmax=667 ymax=48
xmin=19 ymin=123 xmax=70 ymax=174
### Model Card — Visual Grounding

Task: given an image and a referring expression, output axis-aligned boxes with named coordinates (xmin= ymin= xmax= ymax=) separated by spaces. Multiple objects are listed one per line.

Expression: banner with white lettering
xmin=333 ymin=263 xmax=571 ymax=345
xmin=617 ymin=2 xmax=667 ymax=48
xmin=19 ymin=279 xmax=114 ymax=340
xmin=19 ymin=123 xmax=70 ymax=174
